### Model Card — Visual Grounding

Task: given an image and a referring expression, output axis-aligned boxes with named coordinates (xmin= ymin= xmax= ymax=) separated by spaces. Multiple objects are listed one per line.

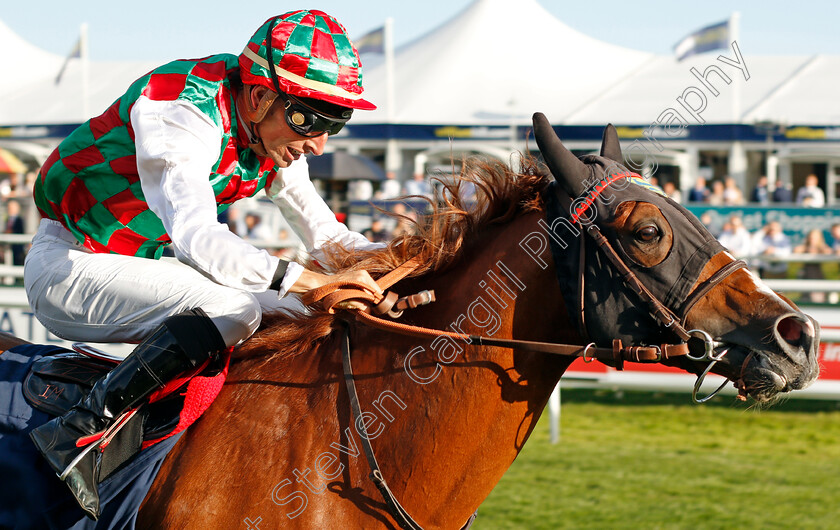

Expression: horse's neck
xmin=337 ymin=210 xmax=577 ymax=526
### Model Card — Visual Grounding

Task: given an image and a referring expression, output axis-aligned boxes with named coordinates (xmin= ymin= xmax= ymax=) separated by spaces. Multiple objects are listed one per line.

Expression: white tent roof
xmin=742 ymin=55 xmax=840 ymax=125
xmin=354 ymin=0 xmax=653 ymax=125
xmin=354 ymin=0 xmax=840 ymax=127
xmin=563 ymin=55 xmax=821 ymax=125
xmin=0 ymin=18 xmax=156 ymax=126
xmin=0 ymin=19 xmax=66 ymax=94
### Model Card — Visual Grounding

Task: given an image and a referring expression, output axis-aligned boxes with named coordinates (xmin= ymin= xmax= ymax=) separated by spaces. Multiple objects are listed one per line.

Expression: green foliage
xmin=477 ymin=389 xmax=840 ymax=529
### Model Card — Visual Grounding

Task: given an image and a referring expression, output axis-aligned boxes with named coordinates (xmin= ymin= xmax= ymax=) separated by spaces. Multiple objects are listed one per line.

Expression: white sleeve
xmin=265 ymin=157 xmax=384 ymax=268
xmin=131 ymin=96 xmax=284 ymax=292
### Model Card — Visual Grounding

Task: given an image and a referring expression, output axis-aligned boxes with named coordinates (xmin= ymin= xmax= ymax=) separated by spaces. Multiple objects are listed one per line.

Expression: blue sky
xmin=5 ymin=1 xmax=839 ymax=62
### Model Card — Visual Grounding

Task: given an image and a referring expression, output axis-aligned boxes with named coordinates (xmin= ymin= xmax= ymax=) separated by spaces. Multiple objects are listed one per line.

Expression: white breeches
xmin=24 ymin=219 xmax=303 ymax=348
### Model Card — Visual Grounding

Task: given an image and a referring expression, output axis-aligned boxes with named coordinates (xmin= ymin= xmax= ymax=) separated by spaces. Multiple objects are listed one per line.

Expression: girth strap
xmin=340 ymin=323 xmax=424 ymax=530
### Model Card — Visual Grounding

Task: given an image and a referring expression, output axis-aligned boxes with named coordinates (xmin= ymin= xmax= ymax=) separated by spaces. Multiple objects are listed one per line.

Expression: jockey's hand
xmin=290 ymin=269 xmax=383 ymax=311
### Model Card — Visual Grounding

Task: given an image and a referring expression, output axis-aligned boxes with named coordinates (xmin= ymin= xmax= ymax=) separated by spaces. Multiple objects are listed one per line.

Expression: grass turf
xmin=475 ymin=389 xmax=840 ymax=529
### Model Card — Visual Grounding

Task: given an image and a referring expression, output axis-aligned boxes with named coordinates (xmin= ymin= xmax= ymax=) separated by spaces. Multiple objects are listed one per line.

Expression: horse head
xmin=533 ymin=112 xmax=819 ymax=402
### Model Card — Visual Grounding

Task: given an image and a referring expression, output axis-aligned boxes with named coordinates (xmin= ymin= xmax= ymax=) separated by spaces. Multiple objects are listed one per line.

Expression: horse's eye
xmin=635 ymin=225 xmax=659 ymax=242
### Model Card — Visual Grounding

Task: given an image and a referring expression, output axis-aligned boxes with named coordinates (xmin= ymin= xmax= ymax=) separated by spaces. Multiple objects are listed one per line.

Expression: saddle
xmin=22 ymin=344 xmax=226 ymax=482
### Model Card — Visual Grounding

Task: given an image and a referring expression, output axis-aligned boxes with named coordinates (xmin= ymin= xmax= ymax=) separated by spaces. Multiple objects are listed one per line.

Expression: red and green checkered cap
xmin=239 ymin=10 xmax=375 ymax=110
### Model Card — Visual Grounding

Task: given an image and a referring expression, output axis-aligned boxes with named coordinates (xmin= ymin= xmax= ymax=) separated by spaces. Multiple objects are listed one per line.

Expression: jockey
xmin=25 ymin=11 xmax=382 ymax=519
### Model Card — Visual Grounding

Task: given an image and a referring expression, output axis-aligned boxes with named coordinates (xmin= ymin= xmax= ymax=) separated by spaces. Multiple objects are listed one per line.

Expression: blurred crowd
xmin=360 ymin=203 xmax=420 ymax=243
xmin=347 ymin=171 xmax=434 ymax=202
xmin=706 ymin=212 xmax=840 ymax=300
xmin=712 ymin=215 xmax=840 ymax=261
xmin=217 ymin=205 xmax=298 ymax=262
xmin=668 ymin=173 xmax=825 ymax=208
xmin=0 ymin=172 xmax=38 ymax=280
xmin=0 ymin=167 xmax=838 ymax=298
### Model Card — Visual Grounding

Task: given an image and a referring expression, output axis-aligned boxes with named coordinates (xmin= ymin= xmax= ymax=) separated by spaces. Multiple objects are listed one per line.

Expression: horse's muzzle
xmin=774 ymin=313 xmax=820 ymax=389
xmin=741 ymin=312 xmax=820 ymax=401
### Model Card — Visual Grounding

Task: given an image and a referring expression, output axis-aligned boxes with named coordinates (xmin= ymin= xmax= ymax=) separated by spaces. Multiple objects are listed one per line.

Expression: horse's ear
xmin=600 ymin=124 xmax=623 ymax=162
xmin=533 ymin=112 xmax=587 ymax=197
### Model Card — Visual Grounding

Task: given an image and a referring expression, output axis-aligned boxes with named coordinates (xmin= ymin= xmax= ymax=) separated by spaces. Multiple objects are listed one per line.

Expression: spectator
xmin=687 ymin=177 xmax=709 ymax=202
xmin=3 ymin=199 xmax=26 ymax=266
xmin=24 ymin=171 xmax=37 ymax=189
xmin=377 ymin=171 xmax=402 ymax=200
xmin=708 ymin=180 xmax=725 ymax=205
xmin=752 ymin=221 xmax=792 ymax=278
xmin=750 ymin=175 xmax=770 ymax=205
xmin=773 ymin=181 xmax=793 ymax=203
xmin=829 ymin=223 xmax=840 ymax=304
xmin=23 ymin=171 xmax=40 ymax=230
xmin=831 ymin=223 xmax=840 ymax=255
xmin=403 ymin=173 xmax=433 ymax=198
xmin=717 ymin=215 xmax=752 ymax=258
xmin=662 ymin=181 xmax=682 ymax=203
xmin=224 ymin=205 xmax=243 ymax=236
xmin=793 ymin=229 xmax=832 ymax=303
xmin=363 ymin=217 xmax=390 ymax=243
xmin=722 ymin=176 xmax=744 ymax=205
xmin=699 ymin=211 xmax=719 ymax=238
xmin=390 ymin=203 xmax=418 ymax=238
xmin=795 ymin=174 xmax=826 ymax=208
xmin=272 ymin=229 xmax=298 ymax=261
xmin=243 ymin=212 xmax=273 ymax=241
xmin=0 ymin=172 xmax=24 ymax=200
xmin=347 ymin=179 xmax=373 ymax=201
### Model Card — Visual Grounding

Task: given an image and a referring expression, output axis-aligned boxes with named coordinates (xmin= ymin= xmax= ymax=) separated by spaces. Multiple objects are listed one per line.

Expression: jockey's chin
xmin=250 ymin=139 xmax=308 ymax=168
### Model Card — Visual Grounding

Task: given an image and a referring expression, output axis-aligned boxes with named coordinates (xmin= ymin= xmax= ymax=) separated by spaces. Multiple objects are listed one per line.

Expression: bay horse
xmin=4 ymin=116 xmax=820 ymax=528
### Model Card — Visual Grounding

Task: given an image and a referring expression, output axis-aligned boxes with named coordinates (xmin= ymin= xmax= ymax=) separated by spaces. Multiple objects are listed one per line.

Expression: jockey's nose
xmin=305 ymin=133 xmax=328 ymax=156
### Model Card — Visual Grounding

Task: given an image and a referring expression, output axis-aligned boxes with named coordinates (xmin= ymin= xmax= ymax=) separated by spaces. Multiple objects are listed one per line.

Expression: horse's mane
xmin=237 ymin=155 xmax=549 ymax=361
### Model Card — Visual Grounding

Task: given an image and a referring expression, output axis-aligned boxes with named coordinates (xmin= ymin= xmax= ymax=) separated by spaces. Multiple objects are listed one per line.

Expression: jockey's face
xmin=250 ymin=86 xmax=328 ymax=168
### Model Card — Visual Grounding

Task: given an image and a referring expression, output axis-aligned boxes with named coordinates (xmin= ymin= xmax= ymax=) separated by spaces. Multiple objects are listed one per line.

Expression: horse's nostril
xmin=777 ymin=316 xmax=804 ymax=346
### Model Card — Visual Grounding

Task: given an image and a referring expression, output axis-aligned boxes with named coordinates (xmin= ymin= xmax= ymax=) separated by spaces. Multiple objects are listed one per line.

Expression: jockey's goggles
xmin=278 ymin=92 xmax=352 ymax=137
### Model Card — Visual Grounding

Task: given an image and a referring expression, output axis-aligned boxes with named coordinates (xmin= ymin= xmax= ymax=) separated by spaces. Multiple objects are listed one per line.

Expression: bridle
xmin=305 ymin=223 xmax=749 ymax=397
xmin=302 ymin=222 xmax=747 ymax=529
xmin=582 ymin=223 xmax=747 ymax=402
xmin=552 ymin=168 xmax=750 ymax=402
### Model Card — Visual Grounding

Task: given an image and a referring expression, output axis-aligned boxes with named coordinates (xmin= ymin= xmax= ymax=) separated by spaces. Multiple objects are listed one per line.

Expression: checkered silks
xmin=34 ymin=54 xmax=277 ymax=258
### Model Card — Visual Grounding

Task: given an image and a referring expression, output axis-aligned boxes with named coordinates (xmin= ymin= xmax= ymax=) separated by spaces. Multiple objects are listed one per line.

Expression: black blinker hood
xmin=543 ymin=155 xmax=725 ymax=347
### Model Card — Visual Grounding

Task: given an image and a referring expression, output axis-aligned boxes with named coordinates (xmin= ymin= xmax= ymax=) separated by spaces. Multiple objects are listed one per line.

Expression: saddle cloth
xmin=23 ymin=345 xmax=230 ymax=448
xmin=0 ymin=343 xmax=229 ymax=529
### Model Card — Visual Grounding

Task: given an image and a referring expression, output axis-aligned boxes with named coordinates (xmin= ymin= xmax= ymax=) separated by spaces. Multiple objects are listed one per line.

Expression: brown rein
xmin=304 ymin=236 xmax=746 ymax=373
xmin=304 ymin=250 xmax=743 ymax=370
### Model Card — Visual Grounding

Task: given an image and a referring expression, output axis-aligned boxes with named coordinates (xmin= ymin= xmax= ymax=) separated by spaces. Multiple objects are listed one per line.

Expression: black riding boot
xmin=29 ymin=308 xmax=226 ymax=520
